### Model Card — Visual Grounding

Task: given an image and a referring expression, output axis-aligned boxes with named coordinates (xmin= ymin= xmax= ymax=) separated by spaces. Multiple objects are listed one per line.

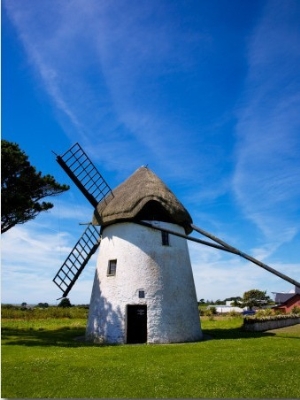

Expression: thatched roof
xmin=92 ymin=166 xmax=193 ymax=234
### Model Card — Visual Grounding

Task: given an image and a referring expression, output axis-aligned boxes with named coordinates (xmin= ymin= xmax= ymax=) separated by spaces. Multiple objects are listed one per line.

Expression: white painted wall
xmin=215 ymin=306 xmax=244 ymax=314
xmin=86 ymin=221 xmax=203 ymax=344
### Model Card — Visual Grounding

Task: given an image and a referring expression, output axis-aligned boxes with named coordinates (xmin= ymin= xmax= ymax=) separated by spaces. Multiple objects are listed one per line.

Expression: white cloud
xmin=1 ymin=209 xmax=98 ymax=304
xmin=233 ymin=0 xmax=300 ymax=250
xmin=189 ymin=236 xmax=299 ymax=301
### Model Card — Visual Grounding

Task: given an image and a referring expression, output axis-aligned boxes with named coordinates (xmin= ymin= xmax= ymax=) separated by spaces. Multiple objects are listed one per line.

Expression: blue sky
xmin=2 ymin=0 xmax=300 ymax=305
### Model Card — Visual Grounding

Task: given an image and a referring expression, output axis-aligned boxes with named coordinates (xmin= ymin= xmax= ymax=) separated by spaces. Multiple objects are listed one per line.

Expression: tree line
xmin=199 ymin=289 xmax=273 ymax=310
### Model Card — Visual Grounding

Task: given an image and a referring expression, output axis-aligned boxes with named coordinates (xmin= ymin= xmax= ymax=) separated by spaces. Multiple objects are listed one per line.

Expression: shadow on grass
xmin=2 ymin=324 xmax=292 ymax=347
xmin=203 ymin=322 xmax=300 ymax=340
xmin=202 ymin=327 xmax=276 ymax=341
xmin=1 ymin=326 xmax=109 ymax=348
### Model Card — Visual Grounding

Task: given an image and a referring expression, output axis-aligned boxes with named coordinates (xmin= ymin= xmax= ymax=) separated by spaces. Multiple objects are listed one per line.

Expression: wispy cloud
xmin=4 ymin=0 xmax=225 ymax=185
xmin=233 ymin=0 xmax=300 ymax=249
xmin=1 ymin=216 xmax=96 ymax=304
xmin=189 ymin=240 xmax=298 ymax=301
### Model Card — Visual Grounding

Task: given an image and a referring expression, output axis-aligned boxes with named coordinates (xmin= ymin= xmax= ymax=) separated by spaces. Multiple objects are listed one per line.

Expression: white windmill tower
xmin=53 ymin=143 xmax=300 ymax=344
xmin=86 ymin=165 xmax=202 ymax=344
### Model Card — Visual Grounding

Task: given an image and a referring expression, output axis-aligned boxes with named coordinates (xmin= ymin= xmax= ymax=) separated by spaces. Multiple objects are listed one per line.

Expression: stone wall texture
xmin=244 ymin=317 xmax=300 ymax=332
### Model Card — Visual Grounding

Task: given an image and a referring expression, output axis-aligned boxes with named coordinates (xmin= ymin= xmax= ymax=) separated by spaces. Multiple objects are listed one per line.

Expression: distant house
xmin=272 ymin=290 xmax=296 ymax=304
xmin=272 ymin=294 xmax=300 ymax=314
xmin=272 ymin=286 xmax=300 ymax=313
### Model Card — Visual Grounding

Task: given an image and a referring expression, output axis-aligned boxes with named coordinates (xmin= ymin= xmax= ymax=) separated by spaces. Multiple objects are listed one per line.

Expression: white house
xmin=207 ymin=301 xmax=244 ymax=314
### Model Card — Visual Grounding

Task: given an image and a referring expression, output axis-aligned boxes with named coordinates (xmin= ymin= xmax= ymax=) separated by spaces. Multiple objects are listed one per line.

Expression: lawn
xmin=2 ymin=311 xmax=300 ymax=398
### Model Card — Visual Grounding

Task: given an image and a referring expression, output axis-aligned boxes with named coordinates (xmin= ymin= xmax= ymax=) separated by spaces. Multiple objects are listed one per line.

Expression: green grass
xmin=2 ymin=313 xmax=300 ymax=398
xmin=1 ymin=305 xmax=89 ymax=319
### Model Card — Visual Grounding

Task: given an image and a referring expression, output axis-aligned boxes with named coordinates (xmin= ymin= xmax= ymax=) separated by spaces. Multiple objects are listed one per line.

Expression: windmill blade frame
xmin=53 ymin=224 xmax=101 ymax=298
xmin=52 ymin=142 xmax=114 ymax=298
xmin=55 ymin=142 xmax=113 ymax=208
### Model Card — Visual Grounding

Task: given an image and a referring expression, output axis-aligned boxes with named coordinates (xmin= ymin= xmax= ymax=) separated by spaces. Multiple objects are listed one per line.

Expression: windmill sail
xmin=53 ymin=224 xmax=100 ymax=298
xmin=56 ymin=142 xmax=113 ymax=207
xmin=191 ymin=224 xmax=300 ymax=289
xmin=53 ymin=143 xmax=113 ymax=297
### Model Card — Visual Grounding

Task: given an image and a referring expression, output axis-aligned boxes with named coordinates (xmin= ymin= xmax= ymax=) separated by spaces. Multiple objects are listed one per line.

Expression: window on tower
xmin=107 ymin=259 xmax=117 ymax=276
xmin=161 ymin=231 xmax=169 ymax=246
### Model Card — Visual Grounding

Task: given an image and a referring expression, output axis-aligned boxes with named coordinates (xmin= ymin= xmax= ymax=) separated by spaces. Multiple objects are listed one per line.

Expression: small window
xmin=161 ymin=231 xmax=169 ymax=246
xmin=139 ymin=290 xmax=145 ymax=298
xmin=107 ymin=259 xmax=117 ymax=276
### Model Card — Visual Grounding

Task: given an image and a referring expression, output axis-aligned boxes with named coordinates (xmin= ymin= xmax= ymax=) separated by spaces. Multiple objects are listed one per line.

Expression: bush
xmin=274 ymin=309 xmax=284 ymax=315
xmin=37 ymin=303 xmax=49 ymax=308
xmin=200 ymin=307 xmax=217 ymax=317
xmin=244 ymin=313 xmax=300 ymax=324
xmin=1 ymin=304 xmax=15 ymax=309
xmin=255 ymin=309 xmax=274 ymax=318
xmin=228 ymin=310 xmax=241 ymax=317
xmin=292 ymin=306 xmax=300 ymax=315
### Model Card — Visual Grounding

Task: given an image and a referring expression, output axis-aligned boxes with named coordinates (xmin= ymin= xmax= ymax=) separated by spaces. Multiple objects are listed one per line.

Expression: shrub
xmin=1 ymin=304 xmax=15 ymax=309
xmin=37 ymin=302 xmax=49 ymax=308
xmin=201 ymin=307 xmax=217 ymax=317
xmin=274 ymin=309 xmax=284 ymax=315
xmin=244 ymin=313 xmax=300 ymax=324
xmin=255 ymin=309 xmax=274 ymax=318
xmin=292 ymin=306 xmax=300 ymax=315
xmin=228 ymin=310 xmax=241 ymax=317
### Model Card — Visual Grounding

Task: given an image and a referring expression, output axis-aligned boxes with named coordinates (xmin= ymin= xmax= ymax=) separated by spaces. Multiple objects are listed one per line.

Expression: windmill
xmin=53 ymin=143 xmax=300 ymax=344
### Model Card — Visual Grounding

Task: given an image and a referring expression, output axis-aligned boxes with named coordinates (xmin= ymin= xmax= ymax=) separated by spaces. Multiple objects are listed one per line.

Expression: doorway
xmin=126 ymin=305 xmax=147 ymax=344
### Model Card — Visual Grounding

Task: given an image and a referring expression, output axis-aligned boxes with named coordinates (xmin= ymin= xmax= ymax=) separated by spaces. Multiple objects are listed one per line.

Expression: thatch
xmin=92 ymin=166 xmax=193 ymax=234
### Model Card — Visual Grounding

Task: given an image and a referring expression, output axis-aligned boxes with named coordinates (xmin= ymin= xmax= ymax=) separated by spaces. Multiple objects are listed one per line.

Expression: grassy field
xmin=2 ymin=310 xmax=300 ymax=398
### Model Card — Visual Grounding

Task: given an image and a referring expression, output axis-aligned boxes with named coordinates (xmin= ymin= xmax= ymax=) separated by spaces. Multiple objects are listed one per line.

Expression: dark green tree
xmin=1 ymin=140 xmax=69 ymax=233
xmin=37 ymin=302 xmax=49 ymax=308
xmin=224 ymin=296 xmax=243 ymax=306
xmin=58 ymin=298 xmax=72 ymax=308
xmin=215 ymin=299 xmax=223 ymax=305
xmin=242 ymin=289 xmax=271 ymax=310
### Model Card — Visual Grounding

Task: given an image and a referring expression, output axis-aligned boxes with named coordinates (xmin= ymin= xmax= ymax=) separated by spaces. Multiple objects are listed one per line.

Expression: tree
xmin=242 ymin=289 xmax=271 ymax=310
xmin=58 ymin=298 xmax=72 ymax=308
xmin=37 ymin=302 xmax=49 ymax=308
xmin=224 ymin=296 xmax=243 ymax=307
xmin=1 ymin=140 xmax=69 ymax=233
xmin=215 ymin=299 xmax=223 ymax=305
xmin=21 ymin=302 xmax=29 ymax=310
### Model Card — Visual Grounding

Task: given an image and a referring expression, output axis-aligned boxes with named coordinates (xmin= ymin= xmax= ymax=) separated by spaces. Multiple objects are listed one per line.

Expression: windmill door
xmin=126 ymin=305 xmax=147 ymax=344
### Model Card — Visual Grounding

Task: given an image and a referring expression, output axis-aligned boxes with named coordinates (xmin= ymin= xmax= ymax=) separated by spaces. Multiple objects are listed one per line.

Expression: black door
xmin=126 ymin=305 xmax=147 ymax=344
